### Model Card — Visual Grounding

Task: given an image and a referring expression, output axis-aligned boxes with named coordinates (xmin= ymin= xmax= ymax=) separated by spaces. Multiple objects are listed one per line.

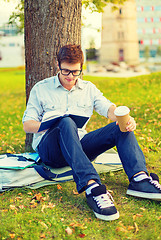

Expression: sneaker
xmin=86 ymin=184 xmax=119 ymax=221
xmin=126 ymin=173 xmax=161 ymax=200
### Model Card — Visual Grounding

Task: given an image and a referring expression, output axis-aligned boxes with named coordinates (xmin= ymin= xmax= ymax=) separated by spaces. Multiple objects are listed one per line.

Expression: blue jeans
xmin=37 ymin=117 xmax=147 ymax=193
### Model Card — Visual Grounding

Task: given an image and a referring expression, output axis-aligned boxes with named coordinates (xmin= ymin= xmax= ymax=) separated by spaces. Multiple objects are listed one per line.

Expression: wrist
xmin=108 ymin=105 xmax=117 ymax=121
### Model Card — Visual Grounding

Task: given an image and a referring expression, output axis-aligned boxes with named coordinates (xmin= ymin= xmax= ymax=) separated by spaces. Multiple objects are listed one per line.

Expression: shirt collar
xmin=54 ymin=73 xmax=62 ymax=88
xmin=75 ymin=78 xmax=84 ymax=89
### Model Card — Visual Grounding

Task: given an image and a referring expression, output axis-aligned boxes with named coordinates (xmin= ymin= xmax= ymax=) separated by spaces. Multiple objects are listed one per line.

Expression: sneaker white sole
xmin=94 ymin=211 xmax=119 ymax=221
xmin=126 ymin=189 xmax=161 ymax=201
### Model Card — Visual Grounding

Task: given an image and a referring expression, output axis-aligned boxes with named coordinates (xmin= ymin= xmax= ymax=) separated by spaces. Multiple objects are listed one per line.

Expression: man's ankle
xmin=133 ymin=172 xmax=148 ymax=182
xmin=87 ymin=179 xmax=96 ymax=186
xmin=85 ymin=181 xmax=99 ymax=195
xmin=133 ymin=171 xmax=147 ymax=178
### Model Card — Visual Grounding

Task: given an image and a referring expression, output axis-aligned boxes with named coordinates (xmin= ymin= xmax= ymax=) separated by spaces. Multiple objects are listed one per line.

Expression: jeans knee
xmin=108 ymin=122 xmax=133 ymax=143
xmin=59 ymin=117 xmax=77 ymax=130
xmin=112 ymin=122 xmax=132 ymax=136
xmin=106 ymin=122 xmax=120 ymax=133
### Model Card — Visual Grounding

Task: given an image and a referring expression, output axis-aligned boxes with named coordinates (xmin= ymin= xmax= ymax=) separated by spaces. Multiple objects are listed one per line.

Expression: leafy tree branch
xmin=7 ymin=0 xmax=127 ymax=32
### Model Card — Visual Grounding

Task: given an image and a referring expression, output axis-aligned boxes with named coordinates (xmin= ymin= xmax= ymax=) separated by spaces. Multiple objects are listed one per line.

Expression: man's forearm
xmin=23 ymin=120 xmax=41 ymax=133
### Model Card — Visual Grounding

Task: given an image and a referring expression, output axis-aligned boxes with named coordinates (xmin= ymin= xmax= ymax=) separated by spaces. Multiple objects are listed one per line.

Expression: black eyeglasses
xmin=60 ymin=68 xmax=82 ymax=76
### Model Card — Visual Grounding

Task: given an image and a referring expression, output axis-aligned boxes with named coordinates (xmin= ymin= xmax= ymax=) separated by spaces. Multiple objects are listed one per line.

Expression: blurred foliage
xmin=8 ymin=0 xmax=24 ymax=33
xmin=82 ymin=0 xmax=127 ymax=12
xmin=7 ymin=0 xmax=127 ymax=32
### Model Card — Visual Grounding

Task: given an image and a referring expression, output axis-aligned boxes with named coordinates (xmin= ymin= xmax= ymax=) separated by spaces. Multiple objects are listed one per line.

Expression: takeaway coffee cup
xmin=114 ymin=106 xmax=130 ymax=132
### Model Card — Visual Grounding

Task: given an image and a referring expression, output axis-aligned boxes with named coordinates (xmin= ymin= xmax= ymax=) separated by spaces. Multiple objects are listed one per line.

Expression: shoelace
xmin=149 ymin=177 xmax=161 ymax=190
xmin=93 ymin=192 xmax=114 ymax=209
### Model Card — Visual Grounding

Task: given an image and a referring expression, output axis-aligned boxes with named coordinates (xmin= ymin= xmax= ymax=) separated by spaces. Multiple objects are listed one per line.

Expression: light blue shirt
xmin=23 ymin=74 xmax=115 ymax=151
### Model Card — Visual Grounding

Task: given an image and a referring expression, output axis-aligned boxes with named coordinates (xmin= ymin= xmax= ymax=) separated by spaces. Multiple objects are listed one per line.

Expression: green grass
xmin=0 ymin=68 xmax=161 ymax=240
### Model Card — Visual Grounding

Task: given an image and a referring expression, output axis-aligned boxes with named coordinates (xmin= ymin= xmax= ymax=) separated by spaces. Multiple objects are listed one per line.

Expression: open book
xmin=38 ymin=111 xmax=89 ymax=132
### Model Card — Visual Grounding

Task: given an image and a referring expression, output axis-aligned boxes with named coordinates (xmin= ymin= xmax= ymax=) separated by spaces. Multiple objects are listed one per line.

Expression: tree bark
xmin=24 ymin=0 xmax=82 ymax=151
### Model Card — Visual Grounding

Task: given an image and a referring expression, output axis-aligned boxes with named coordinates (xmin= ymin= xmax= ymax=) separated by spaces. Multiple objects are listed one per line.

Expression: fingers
xmin=126 ymin=116 xmax=136 ymax=132
xmin=116 ymin=116 xmax=136 ymax=132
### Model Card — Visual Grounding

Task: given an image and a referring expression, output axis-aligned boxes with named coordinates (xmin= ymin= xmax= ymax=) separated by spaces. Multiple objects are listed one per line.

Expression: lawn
xmin=0 ymin=68 xmax=161 ymax=240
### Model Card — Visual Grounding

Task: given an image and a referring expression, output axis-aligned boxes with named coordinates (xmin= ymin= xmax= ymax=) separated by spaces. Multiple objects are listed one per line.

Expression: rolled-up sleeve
xmin=93 ymin=85 xmax=115 ymax=118
xmin=22 ymin=85 xmax=42 ymax=123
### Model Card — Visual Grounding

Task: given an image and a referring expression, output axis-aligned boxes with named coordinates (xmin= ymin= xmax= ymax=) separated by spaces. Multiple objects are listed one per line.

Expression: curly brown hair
xmin=57 ymin=44 xmax=84 ymax=69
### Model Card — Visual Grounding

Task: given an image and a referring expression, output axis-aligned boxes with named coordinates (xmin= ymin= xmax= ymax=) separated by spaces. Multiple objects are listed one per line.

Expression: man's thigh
xmin=81 ymin=122 xmax=117 ymax=160
xmin=38 ymin=127 xmax=69 ymax=168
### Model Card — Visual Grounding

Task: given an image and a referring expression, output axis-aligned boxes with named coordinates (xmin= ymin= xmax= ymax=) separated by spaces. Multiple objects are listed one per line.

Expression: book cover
xmin=38 ymin=111 xmax=89 ymax=132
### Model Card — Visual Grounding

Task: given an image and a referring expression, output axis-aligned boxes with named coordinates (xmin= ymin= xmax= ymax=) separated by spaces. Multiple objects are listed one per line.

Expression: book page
xmin=95 ymin=153 xmax=122 ymax=165
xmin=42 ymin=111 xmax=64 ymax=122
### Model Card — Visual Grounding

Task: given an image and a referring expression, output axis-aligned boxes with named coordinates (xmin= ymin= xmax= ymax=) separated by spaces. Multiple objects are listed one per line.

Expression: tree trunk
xmin=24 ymin=0 xmax=82 ymax=151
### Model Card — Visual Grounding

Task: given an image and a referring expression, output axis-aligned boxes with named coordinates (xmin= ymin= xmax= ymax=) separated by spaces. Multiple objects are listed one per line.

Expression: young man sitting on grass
xmin=23 ymin=44 xmax=161 ymax=221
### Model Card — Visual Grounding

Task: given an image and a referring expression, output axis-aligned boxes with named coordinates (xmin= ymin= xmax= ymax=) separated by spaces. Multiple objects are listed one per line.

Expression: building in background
xmin=100 ymin=0 xmax=139 ymax=65
xmin=100 ymin=0 xmax=161 ymax=65
xmin=0 ymin=24 xmax=24 ymax=68
xmin=136 ymin=0 xmax=161 ymax=61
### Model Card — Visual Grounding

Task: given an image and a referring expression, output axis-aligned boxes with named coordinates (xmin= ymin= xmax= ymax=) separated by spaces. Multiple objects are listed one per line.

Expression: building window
xmin=139 ymin=50 xmax=144 ymax=58
xmin=154 ymin=18 xmax=160 ymax=22
xmin=137 ymin=29 xmax=143 ymax=34
xmin=137 ymin=6 xmax=161 ymax=11
xmin=138 ymin=28 xmax=161 ymax=34
xmin=119 ymin=49 xmax=124 ymax=61
xmin=118 ymin=31 xmax=124 ymax=40
xmin=9 ymin=43 xmax=15 ymax=47
xmin=150 ymin=50 xmax=156 ymax=57
xmin=138 ymin=17 xmax=161 ymax=23
xmin=137 ymin=18 xmax=145 ymax=22
xmin=137 ymin=6 xmax=142 ymax=11
xmin=153 ymin=39 xmax=159 ymax=45
xmin=144 ymin=40 xmax=150 ymax=45
xmin=144 ymin=6 xmax=152 ymax=11
xmin=146 ymin=29 xmax=153 ymax=34
xmin=154 ymin=6 xmax=161 ymax=11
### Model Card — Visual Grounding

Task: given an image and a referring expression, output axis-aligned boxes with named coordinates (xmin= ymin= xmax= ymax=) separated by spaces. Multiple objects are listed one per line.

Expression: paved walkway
xmin=84 ymin=69 xmax=150 ymax=78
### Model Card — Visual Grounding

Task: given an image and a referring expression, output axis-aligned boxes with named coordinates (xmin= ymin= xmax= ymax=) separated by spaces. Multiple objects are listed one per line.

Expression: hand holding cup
xmin=114 ymin=106 xmax=130 ymax=132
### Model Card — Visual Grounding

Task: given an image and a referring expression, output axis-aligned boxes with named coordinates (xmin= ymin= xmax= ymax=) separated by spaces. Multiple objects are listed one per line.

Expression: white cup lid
xmin=114 ymin=106 xmax=130 ymax=116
